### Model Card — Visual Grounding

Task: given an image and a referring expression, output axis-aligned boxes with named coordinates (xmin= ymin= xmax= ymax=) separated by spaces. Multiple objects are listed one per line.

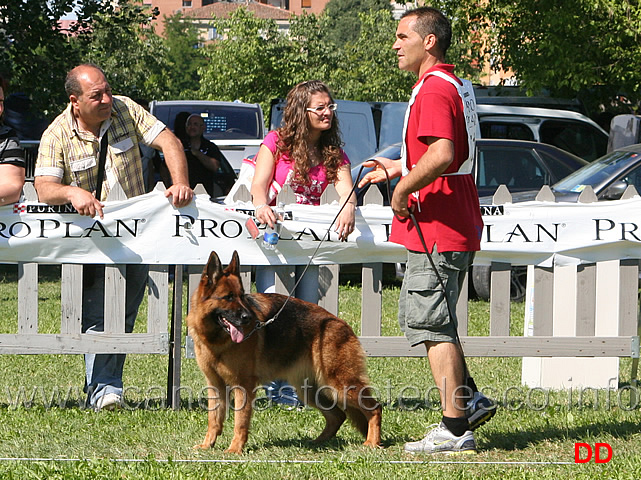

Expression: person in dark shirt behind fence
xmin=183 ymin=113 xmax=228 ymax=197
xmin=0 ymin=73 xmax=26 ymax=205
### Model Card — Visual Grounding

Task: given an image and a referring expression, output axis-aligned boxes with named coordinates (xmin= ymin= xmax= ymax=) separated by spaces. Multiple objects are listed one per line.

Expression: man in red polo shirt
xmin=359 ymin=7 xmax=494 ymax=454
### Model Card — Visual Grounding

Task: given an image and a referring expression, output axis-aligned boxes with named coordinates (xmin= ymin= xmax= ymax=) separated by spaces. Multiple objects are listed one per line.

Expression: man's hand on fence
xmin=165 ymin=183 xmax=194 ymax=208
xmin=71 ymin=188 xmax=105 ymax=219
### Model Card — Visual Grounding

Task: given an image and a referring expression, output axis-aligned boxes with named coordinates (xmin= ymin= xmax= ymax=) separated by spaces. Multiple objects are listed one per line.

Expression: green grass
xmin=0 ymin=268 xmax=639 ymax=478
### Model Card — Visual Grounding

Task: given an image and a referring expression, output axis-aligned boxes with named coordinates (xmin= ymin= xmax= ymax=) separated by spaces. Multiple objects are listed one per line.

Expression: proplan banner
xmin=2 ymin=190 xmax=641 ymax=266
xmin=0 ymin=191 xmax=403 ymax=265
xmin=477 ymin=198 xmax=641 ymax=267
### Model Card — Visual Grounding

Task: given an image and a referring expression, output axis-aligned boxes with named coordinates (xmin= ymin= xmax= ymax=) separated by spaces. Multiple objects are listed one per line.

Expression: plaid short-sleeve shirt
xmin=35 ymin=95 xmax=165 ymax=200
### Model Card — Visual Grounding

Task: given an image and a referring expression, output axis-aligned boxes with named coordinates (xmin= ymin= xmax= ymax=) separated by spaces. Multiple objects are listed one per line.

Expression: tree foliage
xmin=0 ymin=0 xmax=168 ymax=115
xmin=323 ymin=0 xmax=391 ymax=47
xmin=0 ymin=0 xmax=92 ymax=115
xmin=197 ymin=8 xmax=290 ymax=113
xmin=329 ymin=10 xmax=413 ymax=101
xmin=80 ymin=1 xmax=169 ymax=103
xmin=5 ymin=0 xmax=641 ymax=129
xmin=283 ymin=13 xmax=342 ymax=90
xmin=162 ymin=13 xmax=208 ymax=99
xmin=478 ymin=0 xmax=641 ymax=113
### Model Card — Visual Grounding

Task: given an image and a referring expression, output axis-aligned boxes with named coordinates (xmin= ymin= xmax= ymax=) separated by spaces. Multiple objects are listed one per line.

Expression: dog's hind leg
xmin=341 ymin=385 xmax=382 ymax=448
xmin=313 ymin=406 xmax=347 ymax=445
xmin=305 ymin=388 xmax=346 ymax=444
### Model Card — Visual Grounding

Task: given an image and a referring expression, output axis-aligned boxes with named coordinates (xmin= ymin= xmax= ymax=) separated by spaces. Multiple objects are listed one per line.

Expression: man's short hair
xmin=64 ymin=63 xmax=106 ymax=98
xmin=401 ymin=7 xmax=452 ymax=57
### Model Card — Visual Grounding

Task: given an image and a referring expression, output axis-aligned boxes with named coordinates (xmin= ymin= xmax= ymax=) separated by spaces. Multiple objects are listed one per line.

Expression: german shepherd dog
xmin=187 ymin=250 xmax=382 ymax=453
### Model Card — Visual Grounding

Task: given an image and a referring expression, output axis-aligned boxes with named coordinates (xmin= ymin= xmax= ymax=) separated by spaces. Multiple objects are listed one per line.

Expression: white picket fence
xmin=0 ymin=182 xmax=638 ymax=408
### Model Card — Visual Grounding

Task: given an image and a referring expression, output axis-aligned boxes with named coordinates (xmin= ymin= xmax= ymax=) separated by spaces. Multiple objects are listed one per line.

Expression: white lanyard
xmin=400 ymin=71 xmax=478 ymax=178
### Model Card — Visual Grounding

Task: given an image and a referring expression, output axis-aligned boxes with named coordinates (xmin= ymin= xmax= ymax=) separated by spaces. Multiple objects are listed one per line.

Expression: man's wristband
xmin=254 ymin=203 xmax=268 ymax=210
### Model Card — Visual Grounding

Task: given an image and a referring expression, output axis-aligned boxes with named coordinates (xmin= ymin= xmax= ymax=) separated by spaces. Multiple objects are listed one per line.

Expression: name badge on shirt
xmin=70 ymin=156 xmax=97 ymax=172
xmin=111 ymin=137 xmax=134 ymax=154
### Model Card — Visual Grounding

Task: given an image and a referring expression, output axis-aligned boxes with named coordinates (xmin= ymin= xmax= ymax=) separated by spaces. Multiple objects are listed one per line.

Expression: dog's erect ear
xmin=204 ymin=250 xmax=224 ymax=286
xmin=225 ymin=250 xmax=240 ymax=277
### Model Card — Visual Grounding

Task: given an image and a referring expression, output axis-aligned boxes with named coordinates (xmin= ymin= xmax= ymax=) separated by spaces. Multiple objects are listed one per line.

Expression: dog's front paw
xmin=193 ymin=436 xmax=217 ymax=450
xmin=224 ymin=445 xmax=243 ymax=454
xmin=193 ymin=443 xmax=213 ymax=450
xmin=363 ymin=439 xmax=383 ymax=448
xmin=225 ymin=438 xmax=246 ymax=454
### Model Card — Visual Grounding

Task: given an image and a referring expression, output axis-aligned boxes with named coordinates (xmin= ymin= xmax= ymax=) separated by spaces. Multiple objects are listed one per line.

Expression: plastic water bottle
xmin=262 ymin=228 xmax=279 ymax=250
xmin=262 ymin=203 xmax=284 ymax=251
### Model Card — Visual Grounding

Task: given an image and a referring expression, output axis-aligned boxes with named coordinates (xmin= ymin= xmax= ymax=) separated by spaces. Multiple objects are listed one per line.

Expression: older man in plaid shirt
xmin=34 ymin=64 xmax=193 ymax=410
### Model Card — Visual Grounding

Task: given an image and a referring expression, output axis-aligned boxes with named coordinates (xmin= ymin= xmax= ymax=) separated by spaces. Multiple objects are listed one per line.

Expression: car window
xmin=539 ymin=120 xmax=607 ymax=162
xmin=154 ymin=105 xmax=262 ymax=140
xmin=619 ymin=165 xmax=641 ymax=191
xmin=538 ymin=150 xmax=577 ymax=181
xmin=553 ymin=150 xmax=639 ymax=193
xmin=480 ymin=122 xmax=535 ymax=141
xmin=477 ymin=145 xmax=547 ymax=190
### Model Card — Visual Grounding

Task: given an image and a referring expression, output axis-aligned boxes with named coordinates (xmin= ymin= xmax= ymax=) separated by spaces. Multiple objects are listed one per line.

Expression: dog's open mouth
xmin=219 ymin=316 xmax=245 ymax=343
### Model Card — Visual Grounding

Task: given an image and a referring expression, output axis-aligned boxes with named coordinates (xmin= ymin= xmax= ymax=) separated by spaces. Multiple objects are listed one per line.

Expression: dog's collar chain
xmin=217 ymin=294 xmax=282 ymax=343
xmin=239 ymin=310 xmax=282 ymax=342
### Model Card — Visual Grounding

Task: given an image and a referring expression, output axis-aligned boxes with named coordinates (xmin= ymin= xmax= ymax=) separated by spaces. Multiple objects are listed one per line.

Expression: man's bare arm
xmin=34 ymin=175 xmax=104 ymax=219
xmin=0 ymin=164 xmax=26 ymax=205
xmin=392 ymin=137 xmax=454 ymax=217
xmin=150 ymin=129 xmax=193 ymax=207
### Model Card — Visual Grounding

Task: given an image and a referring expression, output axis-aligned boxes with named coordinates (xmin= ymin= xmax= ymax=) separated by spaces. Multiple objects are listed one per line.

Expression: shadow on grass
xmin=258 ymin=436 xmax=351 ymax=451
xmin=482 ymin=418 xmax=641 ymax=451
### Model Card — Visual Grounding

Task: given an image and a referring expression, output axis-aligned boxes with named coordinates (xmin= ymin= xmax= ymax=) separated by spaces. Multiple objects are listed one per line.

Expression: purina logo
xmin=12 ymin=203 xmax=25 ymax=214
xmin=13 ymin=204 xmax=78 ymax=214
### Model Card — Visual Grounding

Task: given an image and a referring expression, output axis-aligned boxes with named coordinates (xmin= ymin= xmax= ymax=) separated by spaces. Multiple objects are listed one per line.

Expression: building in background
xmin=146 ymin=0 xmax=316 ymax=35
xmin=181 ymin=1 xmax=292 ymax=39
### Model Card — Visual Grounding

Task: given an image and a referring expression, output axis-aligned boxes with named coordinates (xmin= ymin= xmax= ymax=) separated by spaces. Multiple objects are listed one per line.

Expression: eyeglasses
xmin=306 ymin=103 xmax=337 ymax=114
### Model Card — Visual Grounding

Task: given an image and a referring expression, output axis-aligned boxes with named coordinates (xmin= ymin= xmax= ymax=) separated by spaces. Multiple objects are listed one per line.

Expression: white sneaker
xmin=95 ymin=393 xmax=122 ymax=411
xmin=404 ymin=422 xmax=477 ymax=454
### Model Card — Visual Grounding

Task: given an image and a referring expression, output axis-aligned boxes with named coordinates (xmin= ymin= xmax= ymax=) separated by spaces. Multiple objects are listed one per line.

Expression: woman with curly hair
xmin=251 ymin=80 xmax=357 ymax=406
xmin=251 ymin=80 xmax=356 ymax=299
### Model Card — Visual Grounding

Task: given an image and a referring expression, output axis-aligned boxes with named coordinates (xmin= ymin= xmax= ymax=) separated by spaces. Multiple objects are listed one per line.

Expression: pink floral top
xmin=262 ymin=130 xmax=350 ymax=205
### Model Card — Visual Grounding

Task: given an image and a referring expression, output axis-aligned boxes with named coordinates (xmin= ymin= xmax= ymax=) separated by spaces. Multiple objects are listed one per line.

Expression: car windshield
xmin=154 ymin=105 xmax=262 ymax=140
xmin=552 ymin=150 xmax=641 ymax=193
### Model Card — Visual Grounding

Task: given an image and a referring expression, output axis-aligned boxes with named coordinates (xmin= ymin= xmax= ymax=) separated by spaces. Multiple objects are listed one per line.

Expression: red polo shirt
xmin=389 ymin=64 xmax=483 ymax=253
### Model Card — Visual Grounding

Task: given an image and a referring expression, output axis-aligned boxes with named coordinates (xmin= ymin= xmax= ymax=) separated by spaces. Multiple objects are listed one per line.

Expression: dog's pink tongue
xmin=226 ymin=321 xmax=245 ymax=343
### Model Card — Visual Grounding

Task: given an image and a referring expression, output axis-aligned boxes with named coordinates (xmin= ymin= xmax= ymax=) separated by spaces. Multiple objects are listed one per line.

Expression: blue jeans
xmin=82 ymin=264 xmax=148 ymax=407
xmin=255 ymin=264 xmax=317 ymax=406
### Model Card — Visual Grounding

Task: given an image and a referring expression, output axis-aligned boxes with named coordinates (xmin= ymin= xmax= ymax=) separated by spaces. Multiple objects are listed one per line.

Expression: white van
xmin=476 ymin=105 xmax=608 ymax=161
xmin=270 ymin=100 xmax=609 ymax=166
xmin=149 ymin=100 xmax=265 ymax=172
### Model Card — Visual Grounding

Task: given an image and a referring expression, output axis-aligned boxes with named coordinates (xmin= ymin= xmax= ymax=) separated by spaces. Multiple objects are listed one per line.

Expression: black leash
xmin=245 ymin=160 xmax=478 ymax=396
xmin=349 ymin=159 xmax=477 ymax=391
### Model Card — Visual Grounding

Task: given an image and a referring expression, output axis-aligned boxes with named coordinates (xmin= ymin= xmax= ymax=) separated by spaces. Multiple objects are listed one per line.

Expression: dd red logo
xmin=575 ymin=442 xmax=613 ymax=463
